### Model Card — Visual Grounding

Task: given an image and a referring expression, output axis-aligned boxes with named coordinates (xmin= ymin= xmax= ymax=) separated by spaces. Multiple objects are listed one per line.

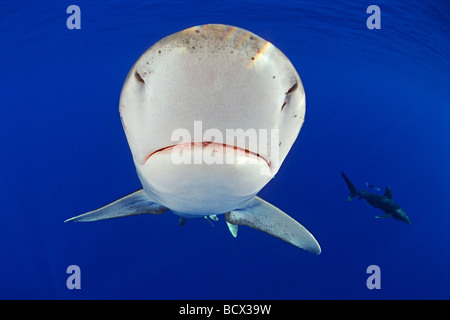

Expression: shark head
xmin=119 ymin=24 xmax=305 ymax=216
xmin=395 ymin=208 xmax=412 ymax=224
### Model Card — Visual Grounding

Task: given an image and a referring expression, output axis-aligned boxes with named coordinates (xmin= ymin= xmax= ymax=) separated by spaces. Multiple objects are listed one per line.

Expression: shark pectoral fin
xmin=375 ymin=213 xmax=392 ymax=219
xmin=225 ymin=197 xmax=321 ymax=254
xmin=64 ymin=189 xmax=167 ymax=223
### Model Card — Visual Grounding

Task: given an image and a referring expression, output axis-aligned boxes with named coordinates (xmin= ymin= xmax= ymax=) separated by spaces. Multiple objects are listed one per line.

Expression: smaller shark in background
xmin=341 ymin=172 xmax=411 ymax=224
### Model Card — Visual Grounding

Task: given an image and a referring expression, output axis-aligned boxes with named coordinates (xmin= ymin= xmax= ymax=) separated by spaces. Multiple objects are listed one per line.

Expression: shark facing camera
xmin=65 ymin=24 xmax=321 ymax=255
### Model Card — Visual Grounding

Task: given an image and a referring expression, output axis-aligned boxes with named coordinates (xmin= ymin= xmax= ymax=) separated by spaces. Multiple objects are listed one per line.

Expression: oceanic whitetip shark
xmin=341 ymin=172 xmax=411 ymax=224
xmin=65 ymin=24 xmax=321 ymax=254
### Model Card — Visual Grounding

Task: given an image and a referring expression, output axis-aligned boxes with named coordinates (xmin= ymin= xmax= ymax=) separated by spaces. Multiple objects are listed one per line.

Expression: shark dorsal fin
xmin=384 ymin=186 xmax=393 ymax=199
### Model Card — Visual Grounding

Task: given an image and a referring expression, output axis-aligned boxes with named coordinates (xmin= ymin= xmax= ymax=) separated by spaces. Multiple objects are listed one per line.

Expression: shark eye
xmin=134 ymin=70 xmax=145 ymax=83
xmin=286 ymin=81 xmax=298 ymax=94
xmin=281 ymin=81 xmax=298 ymax=111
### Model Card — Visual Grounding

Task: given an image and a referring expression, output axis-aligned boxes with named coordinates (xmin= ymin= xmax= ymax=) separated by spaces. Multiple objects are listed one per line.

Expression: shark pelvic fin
xmin=225 ymin=197 xmax=321 ymax=254
xmin=65 ymin=189 xmax=167 ymax=222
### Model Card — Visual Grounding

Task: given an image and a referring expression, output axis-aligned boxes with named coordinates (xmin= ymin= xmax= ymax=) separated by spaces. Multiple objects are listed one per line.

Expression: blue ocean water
xmin=0 ymin=0 xmax=448 ymax=299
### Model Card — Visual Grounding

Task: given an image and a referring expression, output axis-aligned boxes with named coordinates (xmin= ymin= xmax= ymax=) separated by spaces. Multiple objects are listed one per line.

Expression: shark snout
xmin=397 ymin=208 xmax=412 ymax=224
xmin=136 ymin=141 xmax=274 ymax=214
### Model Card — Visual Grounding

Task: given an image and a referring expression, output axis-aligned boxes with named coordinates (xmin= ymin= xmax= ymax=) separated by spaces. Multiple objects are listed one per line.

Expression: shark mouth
xmin=146 ymin=142 xmax=271 ymax=168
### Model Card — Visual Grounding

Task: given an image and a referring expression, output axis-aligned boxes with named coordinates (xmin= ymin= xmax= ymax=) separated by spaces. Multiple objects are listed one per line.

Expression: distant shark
xmin=341 ymin=172 xmax=411 ymax=224
xmin=64 ymin=24 xmax=321 ymax=254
